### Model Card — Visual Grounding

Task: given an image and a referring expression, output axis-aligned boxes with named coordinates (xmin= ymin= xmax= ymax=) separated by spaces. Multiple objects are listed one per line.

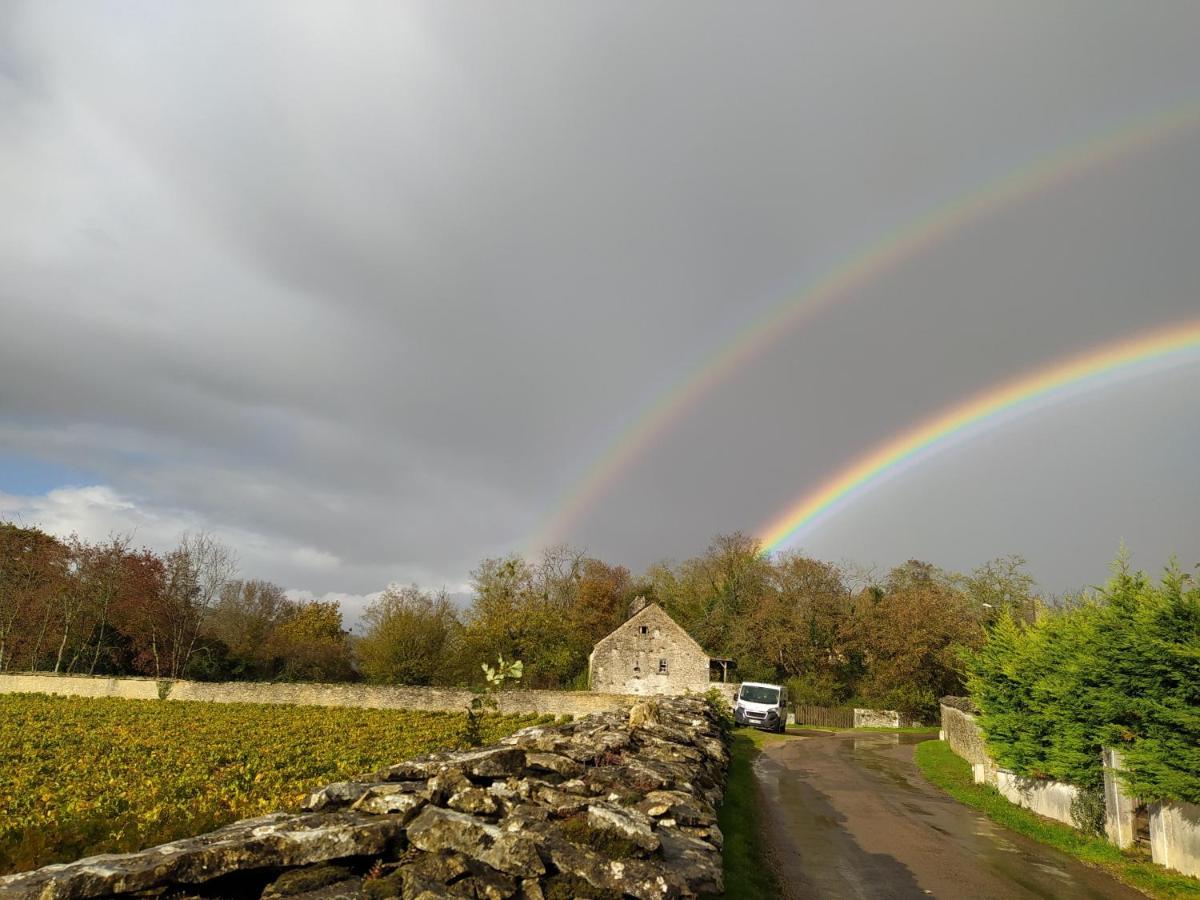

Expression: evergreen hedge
xmin=966 ymin=555 xmax=1200 ymax=803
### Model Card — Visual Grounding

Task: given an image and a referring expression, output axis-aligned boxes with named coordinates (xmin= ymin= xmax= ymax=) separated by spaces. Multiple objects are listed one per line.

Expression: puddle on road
xmin=846 ymin=733 xmax=933 ymax=794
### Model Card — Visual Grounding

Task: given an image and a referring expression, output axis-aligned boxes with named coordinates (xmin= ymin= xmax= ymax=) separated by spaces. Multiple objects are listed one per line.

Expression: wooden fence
xmin=792 ymin=704 xmax=855 ymax=728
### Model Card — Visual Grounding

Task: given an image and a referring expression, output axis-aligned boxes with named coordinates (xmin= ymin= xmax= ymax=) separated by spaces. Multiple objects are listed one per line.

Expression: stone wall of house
xmin=0 ymin=697 xmax=729 ymax=900
xmin=589 ymin=604 xmax=711 ymax=696
xmin=0 ymin=673 xmax=639 ymax=718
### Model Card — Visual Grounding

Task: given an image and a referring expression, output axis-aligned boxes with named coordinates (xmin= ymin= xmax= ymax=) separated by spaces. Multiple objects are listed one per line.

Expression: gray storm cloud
xmin=1 ymin=1 xmax=1198 ymax=603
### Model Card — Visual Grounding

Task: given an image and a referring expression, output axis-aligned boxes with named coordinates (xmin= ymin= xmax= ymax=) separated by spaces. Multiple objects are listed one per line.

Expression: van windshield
xmin=739 ymin=685 xmax=779 ymax=704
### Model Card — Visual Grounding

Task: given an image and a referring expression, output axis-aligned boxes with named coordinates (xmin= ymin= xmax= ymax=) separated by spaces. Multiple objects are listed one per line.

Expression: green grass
xmin=914 ymin=740 xmax=1200 ymax=899
xmin=718 ymin=728 xmax=783 ymax=898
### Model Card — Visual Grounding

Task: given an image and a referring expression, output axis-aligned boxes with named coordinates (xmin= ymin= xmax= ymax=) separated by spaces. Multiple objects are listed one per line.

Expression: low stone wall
xmin=0 ymin=673 xmax=644 ymax=718
xmin=939 ymin=703 xmax=990 ymax=771
xmin=853 ymin=708 xmax=921 ymax=729
xmin=0 ymin=696 xmax=729 ymax=899
xmin=0 ymin=672 xmax=162 ymax=701
xmin=169 ymin=681 xmax=642 ymax=718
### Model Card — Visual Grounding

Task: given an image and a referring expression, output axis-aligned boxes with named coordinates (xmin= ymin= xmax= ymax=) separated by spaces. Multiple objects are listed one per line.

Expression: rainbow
xmin=531 ymin=101 xmax=1200 ymax=552
xmin=759 ymin=320 xmax=1200 ymax=553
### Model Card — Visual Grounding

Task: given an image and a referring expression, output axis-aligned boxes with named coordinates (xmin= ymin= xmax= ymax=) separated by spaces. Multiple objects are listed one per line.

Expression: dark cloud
xmin=2 ymin=1 xmax=1198 ymax=605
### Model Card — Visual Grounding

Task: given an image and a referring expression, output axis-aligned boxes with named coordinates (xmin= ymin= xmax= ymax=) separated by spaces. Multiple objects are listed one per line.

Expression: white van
xmin=734 ymin=682 xmax=788 ymax=733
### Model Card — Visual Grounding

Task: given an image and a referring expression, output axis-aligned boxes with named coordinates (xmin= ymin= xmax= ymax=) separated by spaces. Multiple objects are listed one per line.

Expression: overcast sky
xmin=2 ymin=2 xmax=1198 ymax=621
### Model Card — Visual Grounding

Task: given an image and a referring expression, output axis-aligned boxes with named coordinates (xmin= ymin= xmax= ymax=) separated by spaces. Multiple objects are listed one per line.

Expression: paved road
xmin=753 ymin=730 xmax=1144 ymax=899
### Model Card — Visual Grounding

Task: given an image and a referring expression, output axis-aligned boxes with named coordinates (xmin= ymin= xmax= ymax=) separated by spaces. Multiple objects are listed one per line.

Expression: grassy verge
xmin=914 ymin=740 xmax=1200 ymax=899
xmin=719 ymin=728 xmax=784 ymax=899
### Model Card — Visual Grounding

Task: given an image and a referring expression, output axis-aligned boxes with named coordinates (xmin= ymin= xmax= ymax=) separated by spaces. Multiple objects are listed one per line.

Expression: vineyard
xmin=0 ymin=693 xmax=547 ymax=874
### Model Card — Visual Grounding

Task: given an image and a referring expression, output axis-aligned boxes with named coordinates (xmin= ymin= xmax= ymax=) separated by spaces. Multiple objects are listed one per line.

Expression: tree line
xmin=0 ymin=524 xmax=351 ymax=682
xmin=3 ymin=522 xmax=1045 ymax=719
xmin=389 ymin=533 xmax=1037 ymax=719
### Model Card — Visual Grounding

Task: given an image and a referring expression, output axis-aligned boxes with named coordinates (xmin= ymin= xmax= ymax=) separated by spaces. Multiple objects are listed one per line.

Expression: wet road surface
xmin=753 ymin=730 xmax=1143 ymax=899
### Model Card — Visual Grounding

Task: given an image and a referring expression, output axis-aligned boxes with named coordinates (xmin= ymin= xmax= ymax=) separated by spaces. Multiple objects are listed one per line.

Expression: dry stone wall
xmin=0 ymin=696 xmax=729 ymax=900
xmin=938 ymin=702 xmax=990 ymax=770
xmin=0 ymin=673 xmax=162 ymax=701
xmin=0 ymin=674 xmax=639 ymax=718
xmin=851 ymin=708 xmax=921 ymax=729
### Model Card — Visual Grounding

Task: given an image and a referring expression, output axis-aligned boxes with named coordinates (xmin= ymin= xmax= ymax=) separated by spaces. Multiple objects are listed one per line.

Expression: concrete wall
xmin=1149 ymin=800 xmax=1200 ymax=878
xmin=0 ymin=672 xmax=640 ymax=718
xmin=940 ymin=702 xmax=1077 ymax=826
xmin=589 ymin=603 xmax=711 ymax=695
xmin=1102 ymin=747 xmax=1136 ymax=849
xmin=994 ymin=770 xmax=1079 ymax=827
xmin=939 ymin=704 xmax=1200 ymax=877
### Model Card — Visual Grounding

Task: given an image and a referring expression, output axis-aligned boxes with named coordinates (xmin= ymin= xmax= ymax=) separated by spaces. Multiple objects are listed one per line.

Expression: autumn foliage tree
xmin=357 ymin=585 xmax=461 ymax=685
xmin=0 ymin=523 xmax=356 ymax=683
xmin=451 ymin=548 xmax=635 ymax=688
xmin=200 ymin=579 xmax=297 ymax=679
xmin=265 ymin=599 xmax=354 ymax=682
xmin=0 ymin=524 xmax=68 ymax=671
xmin=845 ymin=561 xmax=983 ymax=716
xmin=645 ymin=540 xmax=990 ymax=718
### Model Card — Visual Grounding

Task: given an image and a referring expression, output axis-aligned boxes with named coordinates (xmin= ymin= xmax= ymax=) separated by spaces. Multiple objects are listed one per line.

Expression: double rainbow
xmin=532 ymin=101 xmax=1200 ymax=551
xmin=759 ymin=320 xmax=1200 ymax=553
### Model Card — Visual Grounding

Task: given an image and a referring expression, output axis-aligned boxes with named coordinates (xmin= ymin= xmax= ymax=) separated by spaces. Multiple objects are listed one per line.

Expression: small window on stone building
xmin=658 ymin=658 xmax=668 ymax=674
xmin=640 ymin=625 xmax=648 ymax=635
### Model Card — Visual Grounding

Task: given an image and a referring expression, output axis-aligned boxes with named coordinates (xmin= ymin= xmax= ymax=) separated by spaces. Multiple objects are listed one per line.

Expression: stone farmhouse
xmin=589 ymin=597 xmax=731 ymax=695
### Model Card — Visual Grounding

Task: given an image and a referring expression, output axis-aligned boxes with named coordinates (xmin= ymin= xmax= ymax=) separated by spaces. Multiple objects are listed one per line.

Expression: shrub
xmin=785 ymin=671 xmax=846 ymax=707
xmin=1070 ymin=786 xmax=1106 ymax=837
xmin=703 ymin=687 xmax=735 ymax=738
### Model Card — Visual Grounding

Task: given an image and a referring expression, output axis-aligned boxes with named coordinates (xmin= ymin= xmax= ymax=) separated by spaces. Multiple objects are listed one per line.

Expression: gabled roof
xmin=592 ymin=601 xmax=711 ymax=659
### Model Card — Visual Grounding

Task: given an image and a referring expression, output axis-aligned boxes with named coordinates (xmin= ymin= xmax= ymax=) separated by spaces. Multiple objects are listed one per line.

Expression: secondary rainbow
xmin=759 ymin=320 xmax=1200 ymax=553
xmin=531 ymin=101 xmax=1200 ymax=552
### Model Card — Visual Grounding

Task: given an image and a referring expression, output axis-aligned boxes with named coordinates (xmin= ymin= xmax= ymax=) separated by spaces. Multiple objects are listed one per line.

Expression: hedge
xmin=966 ymin=555 xmax=1200 ymax=803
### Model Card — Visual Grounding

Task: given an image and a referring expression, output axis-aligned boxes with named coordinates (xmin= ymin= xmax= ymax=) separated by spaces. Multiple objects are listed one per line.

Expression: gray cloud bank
xmin=1 ymin=2 xmax=1198 ymax=606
